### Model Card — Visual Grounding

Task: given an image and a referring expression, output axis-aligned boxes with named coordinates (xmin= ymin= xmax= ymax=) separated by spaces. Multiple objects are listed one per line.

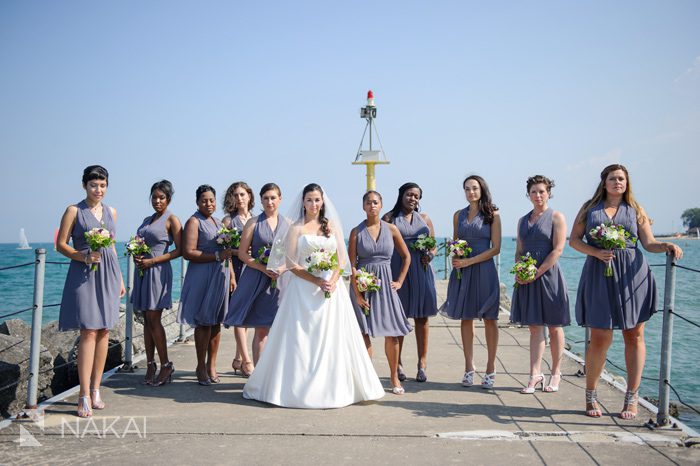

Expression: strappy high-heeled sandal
xmin=142 ymin=361 xmax=157 ymax=385
xmin=585 ymin=388 xmax=602 ymax=417
xmin=240 ymin=361 xmax=254 ymax=378
xmin=231 ymin=358 xmax=242 ymax=374
xmin=90 ymin=389 xmax=105 ymax=410
xmin=544 ymin=373 xmax=561 ymax=393
xmin=461 ymin=370 xmax=475 ymax=387
xmin=620 ymin=390 xmax=639 ymax=420
xmin=481 ymin=372 xmax=496 ymax=389
xmin=391 ymin=386 xmax=405 ymax=395
xmin=77 ymin=396 xmax=92 ymax=418
xmin=152 ymin=362 xmax=175 ymax=387
xmin=520 ymin=374 xmax=545 ymax=394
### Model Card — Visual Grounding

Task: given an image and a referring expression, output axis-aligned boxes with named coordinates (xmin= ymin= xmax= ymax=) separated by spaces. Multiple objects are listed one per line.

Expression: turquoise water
xmin=0 ymin=239 xmax=698 ymax=429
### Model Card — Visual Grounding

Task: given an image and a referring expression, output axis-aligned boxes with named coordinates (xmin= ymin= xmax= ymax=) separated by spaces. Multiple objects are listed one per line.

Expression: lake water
xmin=1 ymin=238 xmax=698 ymax=429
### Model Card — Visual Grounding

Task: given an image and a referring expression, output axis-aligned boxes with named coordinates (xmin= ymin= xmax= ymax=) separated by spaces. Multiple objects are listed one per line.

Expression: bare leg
xmin=397 ymin=335 xmax=405 ymax=367
xmin=77 ymin=329 xmax=97 ymax=398
xmin=460 ymin=319 xmax=475 ymax=372
xmin=194 ymin=326 xmax=211 ymax=381
xmin=484 ymin=319 xmax=499 ymax=374
xmin=252 ymin=327 xmax=270 ymax=364
xmin=548 ymin=326 xmax=565 ymax=377
xmin=524 ymin=325 xmax=545 ymax=390
xmin=363 ymin=334 xmax=373 ymax=358
xmin=585 ymin=328 xmax=613 ymax=416
xmin=147 ymin=310 xmax=169 ymax=365
xmin=90 ymin=329 xmax=110 ymax=390
xmin=621 ymin=323 xmax=645 ymax=417
xmin=414 ymin=317 xmax=429 ymax=369
xmin=207 ymin=324 xmax=221 ymax=380
xmin=385 ymin=336 xmax=401 ymax=390
xmin=234 ymin=326 xmax=250 ymax=363
xmin=143 ymin=313 xmax=155 ymax=364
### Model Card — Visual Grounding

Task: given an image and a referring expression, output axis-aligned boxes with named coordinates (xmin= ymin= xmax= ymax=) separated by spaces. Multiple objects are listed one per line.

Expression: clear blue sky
xmin=1 ymin=1 xmax=698 ymax=243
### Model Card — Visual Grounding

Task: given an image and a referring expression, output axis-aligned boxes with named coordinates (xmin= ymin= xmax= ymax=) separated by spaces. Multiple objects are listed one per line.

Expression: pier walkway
xmin=2 ymin=282 xmax=699 ymax=465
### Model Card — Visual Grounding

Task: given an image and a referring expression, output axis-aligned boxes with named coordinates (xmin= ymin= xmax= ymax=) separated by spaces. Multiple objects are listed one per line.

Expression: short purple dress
xmin=59 ymin=200 xmax=121 ymax=331
xmin=351 ymin=221 xmax=412 ymax=337
xmin=442 ymin=207 xmax=500 ymax=320
xmin=177 ymin=211 xmax=230 ymax=327
xmin=131 ymin=211 xmax=174 ymax=311
xmin=223 ymin=213 xmax=281 ymax=328
xmin=390 ymin=211 xmax=438 ymax=319
xmin=509 ymin=209 xmax=570 ymax=326
xmin=575 ymin=202 xmax=657 ymax=329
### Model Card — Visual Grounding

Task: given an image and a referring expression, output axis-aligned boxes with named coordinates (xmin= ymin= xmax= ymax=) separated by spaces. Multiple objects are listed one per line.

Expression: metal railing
xmin=0 ymin=249 xmax=185 ymax=410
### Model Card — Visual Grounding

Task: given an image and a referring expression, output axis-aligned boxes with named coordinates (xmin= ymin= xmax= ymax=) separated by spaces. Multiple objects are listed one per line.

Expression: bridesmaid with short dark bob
xmin=442 ymin=175 xmax=501 ymax=389
xmin=177 ymin=185 xmax=236 ymax=385
xmin=132 ymin=180 xmax=182 ymax=387
xmin=570 ymin=164 xmax=683 ymax=420
xmin=56 ymin=165 xmax=125 ymax=417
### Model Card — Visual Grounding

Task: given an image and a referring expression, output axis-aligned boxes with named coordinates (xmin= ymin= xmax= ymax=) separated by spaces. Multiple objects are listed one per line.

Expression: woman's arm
xmin=569 ymin=207 xmax=613 ymax=263
xmin=638 ymin=218 xmax=684 ymax=259
xmin=455 ymin=212 xmax=502 ymax=268
xmin=390 ymin=224 xmax=411 ymax=289
xmin=514 ymin=217 xmax=523 ymax=261
xmin=420 ymin=213 xmax=438 ymax=266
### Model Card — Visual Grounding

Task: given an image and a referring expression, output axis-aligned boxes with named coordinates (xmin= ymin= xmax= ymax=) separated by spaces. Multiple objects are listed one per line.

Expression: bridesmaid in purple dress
xmin=178 ymin=185 xmax=235 ymax=385
xmin=132 ymin=180 xmax=182 ymax=387
xmin=383 ymin=182 xmax=438 ymax=383
xmin=570 ymin=164 xmax=683 ymax=420
xmin=57 ymin=165 xmax=125 ymax=417
xmin=222 ymin=181 xmax=254 ymax=375
xmin=349 ymin=191 xmax=412 ymax=394
xmin=509 ymin=176 xmax=569 ymax=394
xmin=223 ymin=183 xmax=283 ymax=376
xmin=442 ymin=175 xmax=501 ymax=389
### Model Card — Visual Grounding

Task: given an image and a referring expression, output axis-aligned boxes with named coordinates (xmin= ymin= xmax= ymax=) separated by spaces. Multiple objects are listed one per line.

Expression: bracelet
xmin=214 ymin=251 xmax=221 ymax=262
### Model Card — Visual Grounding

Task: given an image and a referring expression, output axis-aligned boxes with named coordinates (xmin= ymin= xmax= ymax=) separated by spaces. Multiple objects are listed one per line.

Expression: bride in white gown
xmin=242 ymin=183 xmax=385 ymax=408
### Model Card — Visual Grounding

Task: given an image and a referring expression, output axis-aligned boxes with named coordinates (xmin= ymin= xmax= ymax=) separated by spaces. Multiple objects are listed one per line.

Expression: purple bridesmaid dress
xmin=131 ymin=211 xmax=174 ymax=311
xmin=59 ymin=200 xmax=121 ymax=331
xmin=351 ymin=221 xmax=412 ymax=337
xmin=442 ymin=207 xmax=499 ymax=320
xmin=575 ymin=202 xmax=656 ymax=329
xmin=509 ymin=209 xmax=570 ymax=326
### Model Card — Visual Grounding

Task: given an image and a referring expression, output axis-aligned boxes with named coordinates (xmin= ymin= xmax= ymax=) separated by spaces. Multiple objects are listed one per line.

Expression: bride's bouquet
xmin=588 ymin=223 xmax=635 ymax=277
xmin=125 ymin=235 xmax=151 ymax=276
xmin=448 ymin=239 xmax=472 ymax=280
xmin=410 ymin=234 xmax=437 ymax=270
xmin=510 ymin=253 xmax=537 ymax=288
xmin=255 ymin=244 xmax=276 ymax=289
xmin=84 ymin=226 xmax=116 ymax=272
xmin=306 ymin=248 xmax=339 ymax=298
xmin=216 ymin=226 xmax=241 ymax=267
xmin=355 ymin=268 xmax=381 ymax=315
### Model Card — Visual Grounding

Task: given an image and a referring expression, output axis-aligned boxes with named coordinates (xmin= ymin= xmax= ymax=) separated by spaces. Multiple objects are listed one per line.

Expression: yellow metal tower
xmin=353 ymin=90 xmax=389 ymax=192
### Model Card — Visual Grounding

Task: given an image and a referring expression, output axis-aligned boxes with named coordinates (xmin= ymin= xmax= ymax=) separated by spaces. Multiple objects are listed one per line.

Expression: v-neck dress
xmin=509 ymin=209 xmax=570 ymax=326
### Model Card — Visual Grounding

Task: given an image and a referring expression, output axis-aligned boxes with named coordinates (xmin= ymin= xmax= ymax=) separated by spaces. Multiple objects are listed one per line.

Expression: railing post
xmin=25 ymin=248 xmax=46 ymax=409
xmin=177 ymin=257 xmax=188 ymax=342
xmin=656 ymin=253 xmax=676 ymax=427
xmin=122 ymin=255 xmax=135 ymax=371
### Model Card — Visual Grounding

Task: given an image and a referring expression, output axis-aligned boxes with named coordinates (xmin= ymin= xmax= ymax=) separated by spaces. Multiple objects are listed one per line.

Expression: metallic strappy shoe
xmin=620 ymin=390 xmax=639 ymax=420
xmin=585 ymin=388 xmax=602 ymax=417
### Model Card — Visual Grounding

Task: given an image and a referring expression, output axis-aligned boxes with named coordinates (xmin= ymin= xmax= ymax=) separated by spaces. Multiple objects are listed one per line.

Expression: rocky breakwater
xmin=0 ymin=303 xmax=183 ymax=417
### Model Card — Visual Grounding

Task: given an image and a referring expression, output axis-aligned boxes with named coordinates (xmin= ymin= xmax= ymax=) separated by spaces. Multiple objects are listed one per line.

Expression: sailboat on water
xmin=18 ymin=228 xmax=31 ymax=250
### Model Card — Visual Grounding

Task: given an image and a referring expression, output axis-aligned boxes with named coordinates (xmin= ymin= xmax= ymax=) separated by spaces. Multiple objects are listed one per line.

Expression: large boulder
xmin=499 ymin=283 xmax=511 ymax=311
xmin=41 ymin=321 xmax=79 ymax=395
xmin=0 ymin=334 xmax=53 ymax=417
xmin=0 ymin=319 xmax=32 ymax=341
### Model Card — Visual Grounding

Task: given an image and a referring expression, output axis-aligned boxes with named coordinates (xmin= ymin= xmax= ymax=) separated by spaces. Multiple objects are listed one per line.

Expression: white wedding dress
xmin=242 ymin=234 xmax=386 ymax=408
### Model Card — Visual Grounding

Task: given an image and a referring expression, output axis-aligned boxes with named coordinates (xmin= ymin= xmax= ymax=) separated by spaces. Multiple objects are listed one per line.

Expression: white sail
xmin=18 ymin=228 xmax=31 ymax=250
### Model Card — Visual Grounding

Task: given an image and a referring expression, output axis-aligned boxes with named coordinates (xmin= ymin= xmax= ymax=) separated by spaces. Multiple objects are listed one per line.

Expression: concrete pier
xmin=2 ymin=282 xmax=698 ymax=465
